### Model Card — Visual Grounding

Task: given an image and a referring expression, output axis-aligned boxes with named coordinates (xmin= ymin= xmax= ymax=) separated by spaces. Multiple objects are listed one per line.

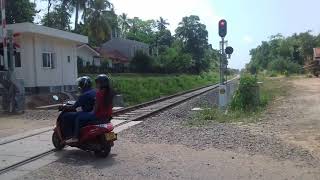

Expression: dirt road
xmin=11 ymin=77 xmax=320 ymax=179
xmin=0 ymin=110 xmax=57 ymax=138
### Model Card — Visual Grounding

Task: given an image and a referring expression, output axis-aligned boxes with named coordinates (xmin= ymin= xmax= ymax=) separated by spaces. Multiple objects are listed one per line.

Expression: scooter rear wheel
xmin=94 ymin=135 xmax=112 ymax=158
xmin=52 ymin=131 xmax=66 ymax=150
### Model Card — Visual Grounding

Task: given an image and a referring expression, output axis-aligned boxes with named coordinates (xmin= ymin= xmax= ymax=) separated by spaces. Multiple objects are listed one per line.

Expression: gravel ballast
xmin=121 ymin=85 xmax=320 ymax=167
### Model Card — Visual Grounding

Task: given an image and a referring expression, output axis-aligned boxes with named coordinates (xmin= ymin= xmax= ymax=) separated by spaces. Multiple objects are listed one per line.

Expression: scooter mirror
xmin=52 ymin=95 xmax=59 ymax=101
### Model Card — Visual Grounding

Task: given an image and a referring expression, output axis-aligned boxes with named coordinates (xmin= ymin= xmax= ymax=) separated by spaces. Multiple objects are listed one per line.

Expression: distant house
xmin=313 ymin=48 xmax=320 ymax=61
xmin=99 ymin=48 xmax=130 ymax=69
xmin=304 ymin=48 xmax=320 ymax=76
xmin=100 ymin=38 xmax=149 ymax=63
xmin=77 ymin=44 xmax=102 ymax=67
xmin=0 ymin=22 xmax=87 ymax=93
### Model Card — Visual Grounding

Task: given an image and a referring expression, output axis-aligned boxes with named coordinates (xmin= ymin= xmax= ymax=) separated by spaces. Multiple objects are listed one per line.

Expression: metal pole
xmin=7 ymin=29 xmax=13 ymax=71
xmin=1 ymin=0 xmax=7 ymax=69
xmin=221 ymin=37 xmax=225 ymax=85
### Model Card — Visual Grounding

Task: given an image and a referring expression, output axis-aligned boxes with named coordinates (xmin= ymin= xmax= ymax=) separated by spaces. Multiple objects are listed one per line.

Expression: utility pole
xmin=0 ymin=1 xmax=23 ymax=113
xmin=1 ymin=0 xmax=7 ymax=69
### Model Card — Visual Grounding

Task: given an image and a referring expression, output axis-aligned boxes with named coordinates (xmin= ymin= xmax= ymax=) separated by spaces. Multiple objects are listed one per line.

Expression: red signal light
xmin=218 ymin=19 xmax=227 ymax=37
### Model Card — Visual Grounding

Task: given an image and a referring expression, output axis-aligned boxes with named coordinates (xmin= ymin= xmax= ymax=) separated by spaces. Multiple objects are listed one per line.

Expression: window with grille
xmin=42 ymin=52 xmax=55 ymax=68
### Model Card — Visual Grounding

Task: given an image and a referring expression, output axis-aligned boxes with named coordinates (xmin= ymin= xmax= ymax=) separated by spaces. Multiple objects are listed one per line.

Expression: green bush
xmin=269 ymin=71 xmax=278 ymax=77
xmin=130 ymin=50 xmax=154 ymax=73
xmin=230 ymin=74 xmax=259 ymax=111
xmin=154 ymin=47 xmax=193 ymax=73
xmin=268 ymin=57 xmax=302 ymax=74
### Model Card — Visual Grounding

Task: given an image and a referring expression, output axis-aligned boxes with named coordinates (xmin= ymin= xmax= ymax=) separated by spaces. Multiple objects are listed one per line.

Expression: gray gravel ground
xmin=121 ymin=86 xmax=320 ymax=167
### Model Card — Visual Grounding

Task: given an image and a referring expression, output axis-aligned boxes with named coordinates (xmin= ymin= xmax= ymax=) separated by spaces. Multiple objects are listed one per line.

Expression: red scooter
xmin=52 ymin=100 xmax=117 ymax=158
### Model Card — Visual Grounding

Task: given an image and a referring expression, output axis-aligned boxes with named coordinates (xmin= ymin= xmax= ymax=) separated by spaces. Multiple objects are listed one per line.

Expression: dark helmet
xmin=77 ymin=76 xmax=92 ymax=90
xmin=95 ymin=74 xmax=110 ymax=89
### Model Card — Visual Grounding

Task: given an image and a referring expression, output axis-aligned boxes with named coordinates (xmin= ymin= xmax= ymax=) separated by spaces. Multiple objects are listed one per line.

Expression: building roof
xmin=99 ymin=48 xmax=129 ymax=63
xmin=102 ymin=38 xmax=149 ymax=47
xmin=314 ymin=48 xmax=320 ymax=59
xmin=77 ymin=44 xmax=101 ymax=56
xmin=6 ymin=22 xmax=88 ymax=44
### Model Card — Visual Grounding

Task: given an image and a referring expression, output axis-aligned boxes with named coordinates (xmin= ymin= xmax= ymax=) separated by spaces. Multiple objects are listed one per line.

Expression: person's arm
xmin=71 ymin=94 xmax=85 ymax=109
xmin=93 ymin=99 xmax=98 ymax=113
xmin=92 ymin=92 xmax=100 ymax=113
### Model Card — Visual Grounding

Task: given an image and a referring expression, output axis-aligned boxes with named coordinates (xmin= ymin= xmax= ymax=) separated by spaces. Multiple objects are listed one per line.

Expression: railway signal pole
xmin=218 ymin=19 xmax=233 ymax=109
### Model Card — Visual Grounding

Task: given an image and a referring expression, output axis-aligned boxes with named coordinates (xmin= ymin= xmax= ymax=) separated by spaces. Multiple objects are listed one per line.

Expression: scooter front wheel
xmin=52 ymin=131 xmax=66 ymax=150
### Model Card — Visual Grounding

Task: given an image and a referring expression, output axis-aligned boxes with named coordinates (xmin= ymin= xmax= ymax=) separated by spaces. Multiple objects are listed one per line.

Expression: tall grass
xmin=188 ymin=75 xmax=292 ymax=126
xmin=85 ymin=72 xmax=219 ymax=106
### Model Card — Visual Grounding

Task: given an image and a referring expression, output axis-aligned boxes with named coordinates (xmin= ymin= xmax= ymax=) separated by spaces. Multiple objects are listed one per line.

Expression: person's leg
xmin=60 ymin=112 xmax=77 ymax=139
xmin=73 ymin=112 xmax=96 ymax=137
xmin=67 ymin=112 xmax=96 ymax=143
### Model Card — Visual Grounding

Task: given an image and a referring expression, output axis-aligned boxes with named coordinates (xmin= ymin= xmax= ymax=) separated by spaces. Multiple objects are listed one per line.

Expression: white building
xmin=77 ymin=44 xmax=102 ymax=67
xmin=1 ymin=23 xmax=88 ymax=93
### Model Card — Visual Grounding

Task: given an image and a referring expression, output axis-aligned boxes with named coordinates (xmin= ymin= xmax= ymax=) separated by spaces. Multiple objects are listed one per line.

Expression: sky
xmin=35 ymin=0 xmax=320 ymax=69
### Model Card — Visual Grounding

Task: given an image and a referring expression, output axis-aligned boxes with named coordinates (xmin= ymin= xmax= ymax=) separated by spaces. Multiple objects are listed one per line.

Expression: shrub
xmin=269 ymin=71 xmax=278 ymax=77
xmin=230 ymin=74 xmax=259 ymax=111
xmin=130 ymin=50 xmax=154 ymax=73
xmin=268 ymin=56 xmax=302 ymax=74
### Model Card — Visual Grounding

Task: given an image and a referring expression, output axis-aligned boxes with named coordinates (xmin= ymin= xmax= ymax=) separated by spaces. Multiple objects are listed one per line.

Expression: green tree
xmin=6 ymin=0 xmax=37 ymax=24
xmin=157 ymin=29 xmax=174 ymax=52
xmin=156 ymin=17 xmax=169 ymax=31
xmin=71 ymin=0 xmax=91 ymax=32
xmin=41 ymin=0 xmax=57 ymax=27
xmin=175 ymin=15 xmax=208 ymax=73
xmin=130 ymin=50 xmax=154 ymax=73
xmin=86 ymin=0 xmax=116 ymax=45
xmin=118 ymin=13 xmax=130 ymax=38
xmin=155 ymin=44 xmax=193 ymax=73
xmin=126 ymin=17 xmax=157 ymax=44
xmin=41 ymin=4 xmax=72 ymax=30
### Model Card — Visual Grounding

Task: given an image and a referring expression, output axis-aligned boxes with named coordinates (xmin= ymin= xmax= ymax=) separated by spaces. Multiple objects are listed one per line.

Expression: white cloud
xmin=243 ymin=35 xmax=254 ymax=44
xmin=110 ymin=0 xmax=220 ymax=44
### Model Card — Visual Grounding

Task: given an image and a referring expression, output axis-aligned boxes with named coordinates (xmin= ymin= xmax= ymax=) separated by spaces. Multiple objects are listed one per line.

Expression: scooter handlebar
xmin=58 ymin=105 xmax=76 ymax=112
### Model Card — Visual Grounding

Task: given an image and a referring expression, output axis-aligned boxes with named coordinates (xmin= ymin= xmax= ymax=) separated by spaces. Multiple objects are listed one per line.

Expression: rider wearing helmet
xmin=61 ymin=76 xmax=96 ymax=140
xmin=72 ymin=76 xmax=96 ymax=111
xmin=66 ymin=74 xmax=114 ymax=143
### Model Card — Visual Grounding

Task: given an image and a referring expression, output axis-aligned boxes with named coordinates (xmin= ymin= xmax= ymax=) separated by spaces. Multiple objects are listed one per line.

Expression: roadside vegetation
xmin=246 ymin=32 xmax=320 ymax=76
xmin=86 ymin=72 xmax=219 ymax=106
xmin=188 ymin=74 xmax=291 ymax=126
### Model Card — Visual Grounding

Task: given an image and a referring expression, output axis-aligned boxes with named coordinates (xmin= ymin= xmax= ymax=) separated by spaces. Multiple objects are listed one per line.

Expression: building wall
xmin=77 ymin=46 xmax=101 ymax=66
xmin=14 ymin=33 xmax=36 ymax=87
xmin=13 ymin=33 xmax=78 ymax=90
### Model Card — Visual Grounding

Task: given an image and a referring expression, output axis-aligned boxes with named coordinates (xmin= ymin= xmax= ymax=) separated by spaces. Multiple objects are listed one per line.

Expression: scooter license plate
xmin=105 ymin=132 xmax=117 ymax=141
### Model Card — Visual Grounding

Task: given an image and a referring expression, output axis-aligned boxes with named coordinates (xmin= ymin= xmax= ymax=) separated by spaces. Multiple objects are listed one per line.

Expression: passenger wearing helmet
xmin=93 ymin=74 xmax=114 ymax=121
xmin=61 ymin=76 xmax=96 ymax=140
xmin=66 ymin=74 xmax=114 ymax=143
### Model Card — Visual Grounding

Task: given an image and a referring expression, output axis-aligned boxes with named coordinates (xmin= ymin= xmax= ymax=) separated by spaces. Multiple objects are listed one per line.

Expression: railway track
xmin=0 ymin=79 xmax=237 ymax=176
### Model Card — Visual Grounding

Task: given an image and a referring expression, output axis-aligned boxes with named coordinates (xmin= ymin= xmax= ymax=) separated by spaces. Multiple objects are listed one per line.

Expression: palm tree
xmin=86 ymin=0 xmax=113 ymax=45
xmin=118 ymin=13 xmax=130 ymax=38
xmin=42 ymin=0 xmax=56 ymax=26
xmin=71 ymin=0 xmax=89 ymax=32
xmin=156 ymin=17 xmax=169 ymax=31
